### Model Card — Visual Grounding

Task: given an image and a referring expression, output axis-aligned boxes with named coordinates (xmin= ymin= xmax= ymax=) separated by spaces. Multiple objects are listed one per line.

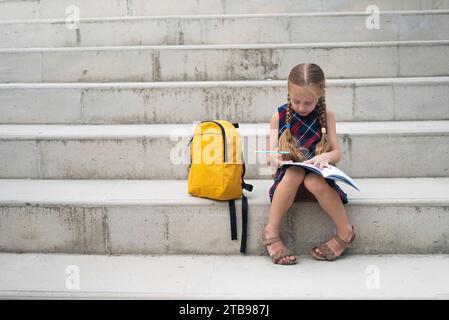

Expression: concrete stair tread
xmin=2 ymin=0 xmax=449 ymax=20
xmin=0 ymin=9 xmax=449 ymax=24
xmin=3 ymin=10 xmax=448 ymax=48
xmin=2 ymin=40 xmax=448 ymax=82
xmin=1 ymin=121 xmax=449 ymax=139
xmin=1 ymin=178 xmax=449 ymax=206
xmin=1 ymin=122 xmax=447 ymax=179
xmin=1 ymin=77 xmax=448 ymax=125
xmin=2 ymin=39 xmax=449 ymax=52
xmin=1 ymin=76 xmax=449 ymax=88
xmin=3 ymin=9 xmax=449 ymax=24
xmin=0 ymin=252 xmax=448 ymax=299
xmin=1 ymin=178 xmax=448 ymax=254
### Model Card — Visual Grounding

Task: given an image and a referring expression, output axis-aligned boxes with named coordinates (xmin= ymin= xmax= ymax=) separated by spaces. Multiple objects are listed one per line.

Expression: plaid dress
xmin=269 ymin=103 xmax=348 ymax=205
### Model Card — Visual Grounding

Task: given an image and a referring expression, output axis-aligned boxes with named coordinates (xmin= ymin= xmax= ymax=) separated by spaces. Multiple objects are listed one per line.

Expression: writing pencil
xmin=255 ymin=150 xmax=290 ymax=154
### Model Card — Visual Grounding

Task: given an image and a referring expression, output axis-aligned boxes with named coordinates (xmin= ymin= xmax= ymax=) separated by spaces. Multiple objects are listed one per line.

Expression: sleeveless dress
xmin=269 ymin=103 xmax=348 ymax=205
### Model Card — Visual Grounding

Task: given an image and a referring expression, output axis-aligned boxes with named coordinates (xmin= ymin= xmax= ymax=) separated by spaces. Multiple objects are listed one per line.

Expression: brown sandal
xmin=311 ymin=226 xmax=356 ymax=261
xmin=261 ymin=225 xmax=297 ymax=265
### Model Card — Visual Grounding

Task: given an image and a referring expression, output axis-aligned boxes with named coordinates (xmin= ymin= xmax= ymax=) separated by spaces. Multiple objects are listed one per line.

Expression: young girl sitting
xmin=262 ymin=63 xmax=355 ymax=265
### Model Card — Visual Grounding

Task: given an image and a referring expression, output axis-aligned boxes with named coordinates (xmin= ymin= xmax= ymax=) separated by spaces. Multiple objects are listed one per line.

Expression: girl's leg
xmin=266 ymin=166 xmax=306 ymax=263
xmin=303 ymin=173 xmax=354 ymax=257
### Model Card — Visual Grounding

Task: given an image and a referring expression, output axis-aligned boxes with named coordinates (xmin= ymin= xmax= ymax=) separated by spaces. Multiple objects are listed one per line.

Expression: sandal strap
xmin=334 ymin=227 xmax=355 ymax=248
xmin=316 ymin=243 xmax=337 ymax=261
xmin=334 ymin=234 xmax=351 ymax=248
xmin=272 ymin=248 xmax=295 ymax=264
xmin=262 ymin=236 xmax=281 ymax=246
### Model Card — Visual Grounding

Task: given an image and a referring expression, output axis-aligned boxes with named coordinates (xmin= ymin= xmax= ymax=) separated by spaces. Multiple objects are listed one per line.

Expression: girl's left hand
xmin=303 ymin=153 xmax=331 ymax=169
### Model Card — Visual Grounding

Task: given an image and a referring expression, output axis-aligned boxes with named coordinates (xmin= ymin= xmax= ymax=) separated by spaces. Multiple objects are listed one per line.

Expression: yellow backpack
xmin=187 ymin=120 xmax=253 ymax=253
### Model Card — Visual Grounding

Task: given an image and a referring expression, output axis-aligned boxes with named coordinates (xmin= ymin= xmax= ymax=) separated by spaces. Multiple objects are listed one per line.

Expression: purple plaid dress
xmin=269 ymin=103 xmax=348 ymax=204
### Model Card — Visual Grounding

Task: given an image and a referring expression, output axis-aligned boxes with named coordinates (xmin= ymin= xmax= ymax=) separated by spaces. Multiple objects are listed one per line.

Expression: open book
xmin=280 ymin=162 xmax=360 ymax=191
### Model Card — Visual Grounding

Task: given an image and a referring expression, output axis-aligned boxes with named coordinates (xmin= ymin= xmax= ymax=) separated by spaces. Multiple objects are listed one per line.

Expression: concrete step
xmin=1 ymin=40 xmax=448 ymax=82
xmin=0 ymin=252 xmax=448 ymax=299
xmin=1 ymin=77 xmax=448 ymax=124
xmin=1 ymin=178 xmax=449 ymax=255
xmin=1 ymin=0 xmax=449 ymax=20
xmin=2 ymin=10 xmax=449 ymax=48
xmin=1 ymin=122 xmax=448 ymax=179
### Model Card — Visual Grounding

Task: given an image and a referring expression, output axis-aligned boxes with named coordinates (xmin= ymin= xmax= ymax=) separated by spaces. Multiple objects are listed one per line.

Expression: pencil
xmin=255 ymin=150 xmax=290 ymax=154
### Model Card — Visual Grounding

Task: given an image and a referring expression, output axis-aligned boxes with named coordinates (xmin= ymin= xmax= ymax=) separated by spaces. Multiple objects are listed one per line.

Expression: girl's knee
xmin=283 ymin=166 xmax=306 ymax=184
xmin=304 ymin=173 xmax=328 ymax=194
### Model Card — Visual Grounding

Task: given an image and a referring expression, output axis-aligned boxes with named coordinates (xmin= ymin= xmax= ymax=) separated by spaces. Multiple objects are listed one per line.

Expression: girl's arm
xmin=267 ymin=112 xmax=281 ymax=167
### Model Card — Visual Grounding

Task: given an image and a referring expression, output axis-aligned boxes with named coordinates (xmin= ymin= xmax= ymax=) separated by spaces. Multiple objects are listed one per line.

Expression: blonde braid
xmin=278 ymin=94 xmax=307 ymax=162
xmin=314 ymin=90 xmax=331 ymax=155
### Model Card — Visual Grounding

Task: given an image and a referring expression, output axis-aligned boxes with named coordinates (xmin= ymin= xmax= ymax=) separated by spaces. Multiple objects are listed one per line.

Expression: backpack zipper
xmin=207 ymin=121 xmax=227 ymax=162
xmin=189 ymin=121 xmax=228 ymax=163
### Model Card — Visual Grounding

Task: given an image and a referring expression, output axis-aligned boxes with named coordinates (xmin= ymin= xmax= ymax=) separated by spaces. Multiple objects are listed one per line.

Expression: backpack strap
xmin=240 ymin=194 xmax=248 ymax=254
xmin=228 ymin=199 xmax=238 ymax=241
xmin=243 ymin=182 xmax=253 ymax=192
xmin=228 ymin=196 xmax=249 ymax=254
xmin=239 ymin=155 xmax=252 ymax=253
xmin=227 ymin=126 xmax=253 ymax=254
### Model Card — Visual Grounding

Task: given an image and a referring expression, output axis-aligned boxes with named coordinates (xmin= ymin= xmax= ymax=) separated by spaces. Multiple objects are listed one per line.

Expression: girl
xmin=262 ymin=63 xmax=355 ymax=265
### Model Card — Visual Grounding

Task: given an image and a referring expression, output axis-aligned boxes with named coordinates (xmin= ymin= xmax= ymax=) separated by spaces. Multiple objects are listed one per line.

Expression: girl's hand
xmin=267 ymin=147 xmax=292 ymax=167
xmin=303 ymin=153 xmax=331 ymax=169
xmin=267 ymin=147 xmax=281 ymax=167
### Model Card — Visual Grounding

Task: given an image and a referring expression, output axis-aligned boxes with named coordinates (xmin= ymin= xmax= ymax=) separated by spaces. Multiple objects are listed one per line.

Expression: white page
xmin=320 ymin=165 xmax=360 ymax=191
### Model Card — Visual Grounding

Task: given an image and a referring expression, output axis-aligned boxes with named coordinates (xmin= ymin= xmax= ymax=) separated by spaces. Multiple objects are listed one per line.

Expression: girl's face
xmin=288 ymin=83 xmax=319 ymax=117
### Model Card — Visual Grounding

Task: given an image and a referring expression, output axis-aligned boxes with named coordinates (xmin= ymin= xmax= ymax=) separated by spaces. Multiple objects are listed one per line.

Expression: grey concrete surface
xmin=0 ymin=253 xmax=448 ymax=299
xmin=0 ymin=178 xmax=448 ymax=255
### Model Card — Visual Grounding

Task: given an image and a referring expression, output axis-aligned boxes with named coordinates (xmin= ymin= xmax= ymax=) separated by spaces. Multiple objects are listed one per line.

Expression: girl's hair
xmin=279 ymin=63 xmax=331 ymax=162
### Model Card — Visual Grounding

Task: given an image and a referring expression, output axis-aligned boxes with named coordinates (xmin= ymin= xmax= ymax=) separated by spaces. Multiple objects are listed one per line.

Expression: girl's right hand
xmin=268 ymin=147 xmax=293 ymax=167
xmin=267 ymin=147 xmax=280 ymax=167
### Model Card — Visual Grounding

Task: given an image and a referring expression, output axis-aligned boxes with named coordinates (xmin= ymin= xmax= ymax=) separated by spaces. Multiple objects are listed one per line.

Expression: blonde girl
xmin=262 ymin=63 xmax=355 ymax=265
